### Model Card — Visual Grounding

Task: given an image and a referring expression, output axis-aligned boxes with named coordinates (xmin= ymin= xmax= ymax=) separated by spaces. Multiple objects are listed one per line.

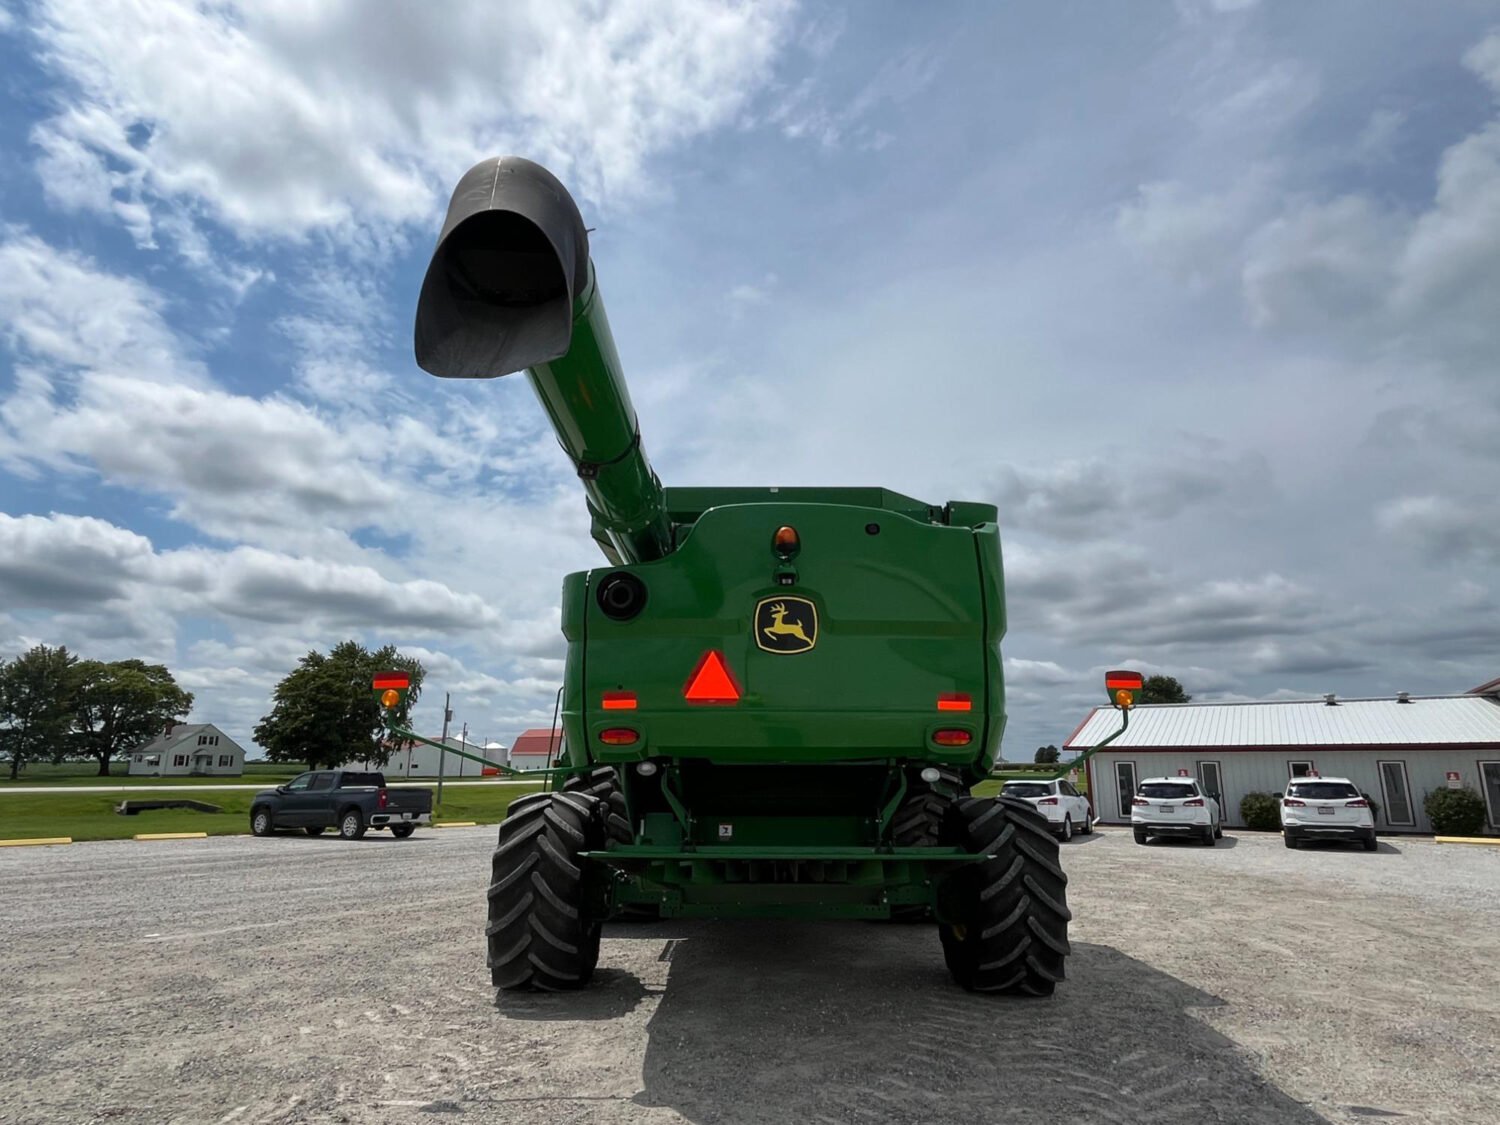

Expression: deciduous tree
xmin=1139 ymin=675 xmax=1191 ymax=704
xmin=1034 ymin=744 xmax=1060 ymax=763
xmin=73 ymin=660 xmax=194 ymax=776
xmin=0 ymin=645 xmax=78 ymax=780
xmin=254 ymin=641 xmax=424 ymax=769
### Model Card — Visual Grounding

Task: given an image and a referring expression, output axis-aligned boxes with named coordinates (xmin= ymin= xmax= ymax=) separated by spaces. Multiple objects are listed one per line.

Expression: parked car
xmin=1132 ymin=777 xmax=1221 ymax=846
xmin=1000 ymin=778 xmax=1093 ymax=841
xmin=1280 ymin=776 xmax=1377 ymax=851
xmin=250 ymin=770 xmax=433 ymax=840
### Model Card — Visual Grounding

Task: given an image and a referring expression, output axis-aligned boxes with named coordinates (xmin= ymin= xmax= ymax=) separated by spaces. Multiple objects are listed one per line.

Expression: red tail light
xmin=602 ymin=691 xmax=637 ymax=711
xmin=1345 ymin=798 xmax=1369 ymax=808
xmin=1183 ymin=798 xmax=1204 ymax=807
xmin=378 ymin=789 xmax=388 ymax=810
xmin=1132 ymin=796 xmax=1149 ymax=806
xmin=932 ymin=729 xmax=972 ymax=747
xmin=599 ymin=728 xmax=639 ymax=746
xmin=937 ymin=693 xmax=971 ymax=712
xmin=1283 ymin=798 xmax=1306 ymax=807
xmin=1037 ymin=796 xmax=1059 ymax=805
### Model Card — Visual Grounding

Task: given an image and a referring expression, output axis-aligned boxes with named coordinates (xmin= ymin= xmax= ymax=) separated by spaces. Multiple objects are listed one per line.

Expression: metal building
xmin=1066 ymin=692 xmax=1500 ymax=835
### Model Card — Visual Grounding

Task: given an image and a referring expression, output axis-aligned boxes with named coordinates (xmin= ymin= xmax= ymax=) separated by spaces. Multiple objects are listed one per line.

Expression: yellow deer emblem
xmin=755 ymin=597 xmax=817 ymax=653
xmin=763 ymin=603 xmax=812 ymax=645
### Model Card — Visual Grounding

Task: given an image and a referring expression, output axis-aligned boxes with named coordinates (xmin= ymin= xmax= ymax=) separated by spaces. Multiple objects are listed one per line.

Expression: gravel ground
xmin=1 ymin=827 xmax=1496 ymax=1125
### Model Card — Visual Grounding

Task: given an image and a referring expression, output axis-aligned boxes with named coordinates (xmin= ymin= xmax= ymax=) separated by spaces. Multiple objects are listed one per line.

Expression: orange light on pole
xmin=380 ymin=688 xmax=402 ymax=709
xmin=1105 ymin=670 xmax=1144 ymax=709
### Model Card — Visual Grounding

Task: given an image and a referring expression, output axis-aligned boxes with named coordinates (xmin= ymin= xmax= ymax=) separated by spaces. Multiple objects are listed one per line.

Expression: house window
xmin=1378 ymin=760 xmax=1415 ymax=826
xmin=218 ymin=755 xmax=232 ymax=767
xmin=198 ymin=735 xmax=206 ymax=745
xmin=1287 ymin=761 xmax=1314 ymax=779
xmin=1114 ymin=761 xmax=1137 ymax=820
xmin=173 ymin=754 xmax=188 ymax=767
xmin=213 ymin=735 xmax=219 ymax=745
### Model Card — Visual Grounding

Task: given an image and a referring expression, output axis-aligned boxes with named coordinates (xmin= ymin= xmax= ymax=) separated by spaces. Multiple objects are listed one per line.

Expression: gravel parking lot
xmin=1 ymin=827 xmax=1497 ymax=1125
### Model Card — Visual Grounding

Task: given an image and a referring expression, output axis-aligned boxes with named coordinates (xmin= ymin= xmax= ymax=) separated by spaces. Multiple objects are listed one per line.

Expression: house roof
xmin=510 ymin=728 xmax=562 ymax=757
xmin=130 ymin=724 xmax=210 ymax=754
xmin=1469 ymin=676 xmax=1500 ymax=696
xmin=1064 ymin=693 xmax=1500 ymax=750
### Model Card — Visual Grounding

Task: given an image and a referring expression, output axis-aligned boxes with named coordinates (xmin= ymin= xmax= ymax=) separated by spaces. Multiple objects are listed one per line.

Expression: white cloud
xmin=29 ymin=0 xmax=798 ymax=246
xmin=0 ymin=511 xmax=500 ymax=632
xmin=0 ymin=232 xmax=208 ymax=385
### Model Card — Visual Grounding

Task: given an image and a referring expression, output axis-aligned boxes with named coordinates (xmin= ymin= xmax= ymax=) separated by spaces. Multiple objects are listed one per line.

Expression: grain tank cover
xmin=415 ymin=156 xmax=591 ymax=379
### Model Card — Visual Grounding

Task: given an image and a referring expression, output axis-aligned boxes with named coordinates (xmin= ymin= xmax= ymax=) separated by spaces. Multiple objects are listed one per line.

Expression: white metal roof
xmin=1064 ymin=694 xmax=1500 ymax=749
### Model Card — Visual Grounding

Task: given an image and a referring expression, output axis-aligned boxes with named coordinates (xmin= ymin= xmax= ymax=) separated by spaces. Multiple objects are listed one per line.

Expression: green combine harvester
xmin=398 ymin=157 xmax=1136 ymax=996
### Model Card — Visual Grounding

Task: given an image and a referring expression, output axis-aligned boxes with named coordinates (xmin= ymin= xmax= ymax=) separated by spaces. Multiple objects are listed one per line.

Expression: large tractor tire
xmin=891 ymin=766 xmax=965 ymax=847
xmin=888 ymin=766 xmax=965 ymax=921
xmin=563 ymin=766 xmax=658 ymax=920
xmin=562 ymin=766 xmax=632 ymax=845
xmin=938 ymin=796 xmax=1071 ymax=996
xmin=487 ymin=791 xmax=606 ymax=990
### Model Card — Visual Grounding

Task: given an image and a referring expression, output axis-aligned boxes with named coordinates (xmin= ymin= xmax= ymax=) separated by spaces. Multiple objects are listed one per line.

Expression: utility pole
xmin=436 ymin=692 xmax=451 ymax=809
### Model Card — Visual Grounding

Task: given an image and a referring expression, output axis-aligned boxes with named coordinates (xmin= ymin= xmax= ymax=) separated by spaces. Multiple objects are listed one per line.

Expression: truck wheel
xmin=937 ymin=796 xmax=1070 ymax=996
xmin=251 ymin=807 xmax=273 ymax=837
xmin=304 ymin=827 xmax=325 ymax=837
xmin=562 ymin=766 xmax=632 ymax=845
xmin=339 ymin=808 xmax=367 ymax=840
xmin=487 ymin=791 xmax=606 ymax=990
xmin=390 ymin=823 xmax=415 ymax=839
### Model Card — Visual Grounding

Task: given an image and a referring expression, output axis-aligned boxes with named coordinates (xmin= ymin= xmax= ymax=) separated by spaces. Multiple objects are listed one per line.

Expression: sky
xmin=1 ymin=0 xmax=1499 ymax=759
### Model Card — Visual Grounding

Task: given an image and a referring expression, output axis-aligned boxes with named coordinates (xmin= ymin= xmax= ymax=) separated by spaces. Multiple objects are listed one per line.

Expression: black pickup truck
xmin=249 ymin=770 xmax=433 ymax=840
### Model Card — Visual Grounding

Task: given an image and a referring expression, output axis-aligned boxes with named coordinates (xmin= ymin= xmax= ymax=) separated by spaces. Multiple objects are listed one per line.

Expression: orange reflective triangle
xmin=684 ymin=651 xmax=740 ymax=703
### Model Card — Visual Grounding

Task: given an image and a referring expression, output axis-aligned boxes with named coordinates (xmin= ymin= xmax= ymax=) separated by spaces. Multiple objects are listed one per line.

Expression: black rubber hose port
xmin=596 ymin=572 xmax=648 ymax=621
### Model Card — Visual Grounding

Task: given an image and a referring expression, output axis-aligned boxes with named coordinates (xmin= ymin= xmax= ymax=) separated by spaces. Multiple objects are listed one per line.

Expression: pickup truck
xmin=249 ymin=770 xmax=433 ymax=840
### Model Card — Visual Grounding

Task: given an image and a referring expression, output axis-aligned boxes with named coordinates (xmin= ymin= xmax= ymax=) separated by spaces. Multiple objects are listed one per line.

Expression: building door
xmin=1480 ymin=762 xmax=1500 ymax=829
xmin=1197 ymin=760 xmax=1224 ymax=822
xmin=1114 ymin=761 xmax=1137 ymax=821
xmin=1288 ymin=761 xmax=1313 ymax=779
xmin=1378 ymin=760 xmax=1415 ymax=827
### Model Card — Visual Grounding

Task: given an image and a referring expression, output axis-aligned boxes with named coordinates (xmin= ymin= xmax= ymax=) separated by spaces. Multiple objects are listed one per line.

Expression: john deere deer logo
xmin=754 ymin=596 xmax=818 ymax=654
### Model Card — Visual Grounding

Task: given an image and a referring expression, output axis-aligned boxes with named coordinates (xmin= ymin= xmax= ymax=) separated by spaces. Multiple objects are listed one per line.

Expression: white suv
xmin=1132 ymin=777 xmax=1222 ymax=846
xmin=1281 ymin=776 xmax=1377 ymax=851
xmin=1000 ymin=778 xmax=1093 ymax=841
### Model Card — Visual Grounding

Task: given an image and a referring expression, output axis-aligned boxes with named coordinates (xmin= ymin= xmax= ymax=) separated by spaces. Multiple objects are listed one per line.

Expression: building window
xmin=1480 ymin=762 xmax=1500 ymax=830
xmin=173 ymin=754 xmax=188 ymax=767
xmin=1197 ymin=760 xmax=1224 ymax=809
xmin=212 ymin=735 xmax=219 ymax=745
xmin=1377 ymin=761 xmax=1416 ymax=826
xmin=1114 ymin=761 xmax=1137 ymax=820
xmin=218 ymin=755 xmax=232 ymax=767
xmin=197 ymin=735 xmax=206 ymax=745
xmin=1287 ymin=761 xmax=1314 ymax=779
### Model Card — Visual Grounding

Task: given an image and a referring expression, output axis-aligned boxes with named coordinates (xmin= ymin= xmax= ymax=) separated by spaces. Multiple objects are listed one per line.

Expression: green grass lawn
xmin=0 ymin=782 xmax=544 ymax=841
xmin=0 ymin=761 xmax=303 ymax=786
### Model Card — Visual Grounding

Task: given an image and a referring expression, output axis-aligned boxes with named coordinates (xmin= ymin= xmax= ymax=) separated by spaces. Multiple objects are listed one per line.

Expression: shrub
xmin=1423 ymin=787 xmax=1487 ymax=836
xmin=1240 ymin=791 xmax=1282 ymax=831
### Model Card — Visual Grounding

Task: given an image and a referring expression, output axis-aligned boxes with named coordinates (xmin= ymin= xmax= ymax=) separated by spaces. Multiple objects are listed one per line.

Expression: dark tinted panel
xmin=1140 ymin=783 xmax=1195 ymax=799
xmin=339 ymin=772 xmax=385 ymax=788
xmin=1003 ymin=783 xmax=1052 ymax=798
xmin=1287 ymin=782 xmax=1358 ymax=800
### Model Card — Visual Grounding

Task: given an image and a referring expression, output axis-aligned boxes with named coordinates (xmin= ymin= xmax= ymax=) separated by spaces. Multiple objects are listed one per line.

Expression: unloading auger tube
xmin=414 ymin=155 xmax=671 ymax=566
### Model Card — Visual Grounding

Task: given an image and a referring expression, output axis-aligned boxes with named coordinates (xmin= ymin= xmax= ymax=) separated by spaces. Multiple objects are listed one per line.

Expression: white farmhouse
xmin=126 ymin=722 xmax=246 ymax=777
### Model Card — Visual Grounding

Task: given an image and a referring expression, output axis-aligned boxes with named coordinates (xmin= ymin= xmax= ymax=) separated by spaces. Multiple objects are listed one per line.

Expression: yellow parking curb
xmin=1434 ymin=836 xmax=1500 ymax=846
xmin=434 ymin=821 xmax=478 ymax=828
xmin=0 ymin=836 xmax=72 ymax=847
xmin=132 ymin=832 xmax=210 ymax=841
